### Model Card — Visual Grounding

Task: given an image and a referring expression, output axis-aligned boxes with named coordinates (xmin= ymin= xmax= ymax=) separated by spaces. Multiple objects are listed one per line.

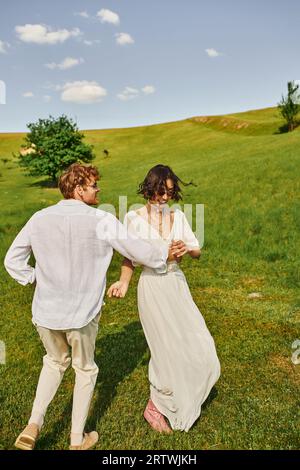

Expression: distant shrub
xmin=17 ymin=115 xmax=95 ymax=184
xmin=278 ymin=81 xmax=300 ymax=132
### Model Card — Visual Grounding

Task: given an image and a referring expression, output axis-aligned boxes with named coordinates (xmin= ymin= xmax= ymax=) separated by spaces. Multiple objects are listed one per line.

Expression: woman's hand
xmin=170 ymin=240 xmax=189 ymax=260
xmin=107 ymin=280 xmax=129 ymax=298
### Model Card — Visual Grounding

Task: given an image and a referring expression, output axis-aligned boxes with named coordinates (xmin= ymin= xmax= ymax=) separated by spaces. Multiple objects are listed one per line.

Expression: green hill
xmin=0 ymin=107 xmax=299 ymax=450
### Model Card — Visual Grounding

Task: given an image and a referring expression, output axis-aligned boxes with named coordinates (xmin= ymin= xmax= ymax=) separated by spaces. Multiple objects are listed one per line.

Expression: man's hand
xmin=107 ymin=280 xmax=129 ymax=298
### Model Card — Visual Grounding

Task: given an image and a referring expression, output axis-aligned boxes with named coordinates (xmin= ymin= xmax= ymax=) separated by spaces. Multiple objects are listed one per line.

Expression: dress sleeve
xmin=179 ymin=211 xmax=200 ymax=250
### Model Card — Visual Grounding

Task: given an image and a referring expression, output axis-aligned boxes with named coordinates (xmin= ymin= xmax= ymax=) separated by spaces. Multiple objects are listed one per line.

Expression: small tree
xmin=278 ymin=81 xmax=300 ymax=132
xmin=17 ymin=115 xmax=95 ymax=183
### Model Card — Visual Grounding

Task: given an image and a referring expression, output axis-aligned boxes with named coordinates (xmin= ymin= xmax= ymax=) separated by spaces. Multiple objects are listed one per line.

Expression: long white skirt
xmin=137 ymin=264 xmax=221 ymax=431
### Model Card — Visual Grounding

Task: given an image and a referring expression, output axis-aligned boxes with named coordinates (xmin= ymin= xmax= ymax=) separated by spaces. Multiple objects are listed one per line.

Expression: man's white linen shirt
xmin=4 ymin=199 xmax=168 ymax=330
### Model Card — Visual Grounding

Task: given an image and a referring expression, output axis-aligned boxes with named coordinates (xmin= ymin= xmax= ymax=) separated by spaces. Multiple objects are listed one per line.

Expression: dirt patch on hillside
xmin=236 ymin=122 xmax=249 ymax=129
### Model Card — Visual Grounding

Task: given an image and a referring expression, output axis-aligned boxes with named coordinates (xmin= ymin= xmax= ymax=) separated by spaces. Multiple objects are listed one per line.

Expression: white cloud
xmin=43 ymin=95 xmax=51 ymax=102
xmin=205 ymin=48 xmax=221 ymax=58
xmin=83 ymin=39 xmax=101 ymax=46
xmin=43 ymin=82 xmax=62 ymax=91
xmin=61 ymin=81 xmax=107 ymax=104
xmin=76 ymin=11 xmax=89 ymax=19
xmin=45 ymin=57 xmax=84 ymax=70
xmin=142 ymin=85 xmax=155 ymax=95
xmin=97 ymin=9 xmax=120 ymax=25
xmin=117 ymin=85 xmax=156 ymax=101
xmin=0 ymin=40 xmax=10 ymax=54
xmin=117 ymin=86 xmax=139 ymax=101
xmin=15 ymin=24 xmax=82 ymax=45
xmin=23 ymin=91 xmax=34 ymax=98
xmin=115 ymin=32 xmax=134 ymax=46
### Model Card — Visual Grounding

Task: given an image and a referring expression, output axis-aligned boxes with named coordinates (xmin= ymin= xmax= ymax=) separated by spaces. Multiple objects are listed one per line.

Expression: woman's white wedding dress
xmin=124 ymin=207 xmax=220 ymax=431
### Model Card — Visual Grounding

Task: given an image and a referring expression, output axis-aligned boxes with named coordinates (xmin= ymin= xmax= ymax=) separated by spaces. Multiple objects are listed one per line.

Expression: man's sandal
xmin=69 ymin=431 xmax=99 ymax=450
xmin=15 ymin=423 xmax=40 ymax=450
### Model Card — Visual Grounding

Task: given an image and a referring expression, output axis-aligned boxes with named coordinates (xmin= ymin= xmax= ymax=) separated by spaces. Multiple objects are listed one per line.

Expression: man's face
xmin=80 ymin=177 xmax=100 ymax=205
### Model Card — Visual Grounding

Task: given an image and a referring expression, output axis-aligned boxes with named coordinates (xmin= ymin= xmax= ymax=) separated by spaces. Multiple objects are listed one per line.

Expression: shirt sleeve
xmin=97 ymin=212 xmax=168 ymax=272
xmin=123 ymin=213 xmax=140 ymax=267
xmin=4 ymin=218 xmax=36 ymax=286
xmin=180 ymin=212 xmax=200 ymax=250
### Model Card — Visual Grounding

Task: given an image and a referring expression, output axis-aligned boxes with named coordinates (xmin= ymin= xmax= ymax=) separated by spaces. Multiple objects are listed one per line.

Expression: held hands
xmin=108 ymin=243 xmax=189 ymax=297
xmin=107 ymin=280 xmax=129 ymax=298
xmin=169 ymin=240 xmax=189 ymax=261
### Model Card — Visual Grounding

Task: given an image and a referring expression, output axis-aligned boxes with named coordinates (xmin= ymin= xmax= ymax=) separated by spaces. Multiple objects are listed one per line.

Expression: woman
xmin=108 ymin=165 xmax=220 ymax=432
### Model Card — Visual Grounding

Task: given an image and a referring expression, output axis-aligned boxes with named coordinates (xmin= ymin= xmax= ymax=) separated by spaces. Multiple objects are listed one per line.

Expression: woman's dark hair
xmin=137 ymin=164 xmax=193 ymax=202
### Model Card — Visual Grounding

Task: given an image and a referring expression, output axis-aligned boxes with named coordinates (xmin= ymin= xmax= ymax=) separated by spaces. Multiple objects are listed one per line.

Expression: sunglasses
xmin=157 ymin=188 xmax=174 ymax=197
xmin=86 ymin=183 xmax=99 ymax=190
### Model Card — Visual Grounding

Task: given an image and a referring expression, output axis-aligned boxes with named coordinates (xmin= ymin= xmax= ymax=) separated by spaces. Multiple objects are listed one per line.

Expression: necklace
xmin=146 ymin=202 xmax=173 ymax=237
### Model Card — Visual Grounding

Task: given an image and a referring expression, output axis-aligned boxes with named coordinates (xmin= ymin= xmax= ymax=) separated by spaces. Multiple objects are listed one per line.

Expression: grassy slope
xmin=0 ymin=108 xmax=299 ymax=450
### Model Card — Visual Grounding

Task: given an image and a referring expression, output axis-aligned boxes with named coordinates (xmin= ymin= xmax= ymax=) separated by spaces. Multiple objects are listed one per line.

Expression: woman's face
xmin=151 ymin=178 xmax=174 ymax=205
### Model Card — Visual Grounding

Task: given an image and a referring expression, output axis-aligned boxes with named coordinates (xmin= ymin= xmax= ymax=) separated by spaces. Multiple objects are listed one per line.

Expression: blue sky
xmin=0 ymin=0 xmax=299 ymax=132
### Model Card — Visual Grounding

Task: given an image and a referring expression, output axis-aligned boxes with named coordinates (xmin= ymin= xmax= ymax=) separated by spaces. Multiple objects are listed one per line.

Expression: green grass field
xmin=0 ymin=107 xmax=299 ymax=450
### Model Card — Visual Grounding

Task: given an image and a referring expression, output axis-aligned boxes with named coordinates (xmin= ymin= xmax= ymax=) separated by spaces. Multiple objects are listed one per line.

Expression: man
xmin=4 ymin=163 xmax=169 ymax=450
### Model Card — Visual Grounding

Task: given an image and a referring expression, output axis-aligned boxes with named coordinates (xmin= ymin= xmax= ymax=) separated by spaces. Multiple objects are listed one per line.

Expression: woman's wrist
xmin=189 ymin=248 xmax=201 ymax=258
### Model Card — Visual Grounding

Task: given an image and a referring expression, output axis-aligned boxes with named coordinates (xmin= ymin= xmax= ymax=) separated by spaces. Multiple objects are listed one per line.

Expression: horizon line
xmin=0 ymin=105 xmax=277 ymax=135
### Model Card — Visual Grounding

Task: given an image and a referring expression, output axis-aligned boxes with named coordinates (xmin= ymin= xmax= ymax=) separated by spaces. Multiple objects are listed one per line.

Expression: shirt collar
xmin=58 ymin=199 xmax=87 ymax=206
